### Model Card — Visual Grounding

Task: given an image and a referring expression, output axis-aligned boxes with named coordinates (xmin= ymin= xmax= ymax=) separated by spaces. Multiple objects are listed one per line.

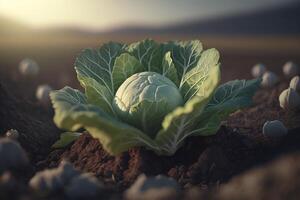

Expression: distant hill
xmin=106 ymin=2 xmax=300 ymax=36
xmin=1 ymin=2 xmax=300 ymax=36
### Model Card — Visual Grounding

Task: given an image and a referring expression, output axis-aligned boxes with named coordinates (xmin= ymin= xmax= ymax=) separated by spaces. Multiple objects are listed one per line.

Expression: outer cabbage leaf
xmin=75 ymin=42 xmax=126 ymax=95
xmin=180 ymin=48 xmax=220 ymax=101
xmin=154 ymin=65 xmax=220 ymax=155
xmin=164 ymin=40 xmax=203 ymax=83
xmin=190 ymin=79 xmax=261 ymax=136
xmin=52 ymin=132 xmax=83 ymax=148
xmin=50 ymin=86 xmax=159 ymax=155
xmin=80 ymin=77 xmax=116 ymax=117
xmin=112 ymin=53 xmax=144 ymax=91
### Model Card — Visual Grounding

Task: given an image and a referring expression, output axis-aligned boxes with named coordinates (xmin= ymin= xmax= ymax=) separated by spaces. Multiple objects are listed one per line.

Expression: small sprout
xmin=279 ymin=88 xmax=300 ymax=111
xmin=19 ymin=58 xmax=39 ymax=77
xmin=261 ymin=71 xmax=279 ymax=88
xmin=36 ymin=85 xmax=53 ymax=106
xmin=283 ymin=61 xmax=299 ymax=79
xmin=263 ymin=120 xmax=288 ymax=137
xmin=5 ymin=129 xmax=19 ymax=140
xmin=251 ymin=63 xmax=266 ymax=78
xmin=290 ymin=76 xmax=300 ymax=93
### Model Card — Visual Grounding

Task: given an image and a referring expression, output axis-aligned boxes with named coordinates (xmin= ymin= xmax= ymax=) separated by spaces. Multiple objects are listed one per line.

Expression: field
xmin=0 ymin=35 xmax=300 ymax=199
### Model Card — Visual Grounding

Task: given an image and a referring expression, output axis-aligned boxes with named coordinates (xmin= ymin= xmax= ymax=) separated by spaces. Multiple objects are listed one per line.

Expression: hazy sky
xmin=0 ymin=0 xmax=297 ymax=30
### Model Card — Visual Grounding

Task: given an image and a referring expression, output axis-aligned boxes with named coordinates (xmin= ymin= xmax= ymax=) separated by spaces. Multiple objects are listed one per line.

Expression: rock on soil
xmin=0 ymin=138 xmax=29 ymax=172
xmin=215 ymin=152 xmax=300 ymax=200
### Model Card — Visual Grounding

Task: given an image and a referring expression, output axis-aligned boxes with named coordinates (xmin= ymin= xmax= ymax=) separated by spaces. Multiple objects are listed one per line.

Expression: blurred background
xmin=0 ymin=0 xmax=300 ymax=98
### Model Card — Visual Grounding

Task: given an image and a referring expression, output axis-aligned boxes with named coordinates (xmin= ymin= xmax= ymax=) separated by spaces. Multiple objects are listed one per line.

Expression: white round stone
xmin=283 ymin=61 xmax=299 ymax=79
xmin=261 ymin=71 xmax=278 ymax=88
xmin=279 ymin=88 xmax=300 ymax=111
xmin=290 ymin=76 xmax=300 ymax=93
xmin=251 ymin=63 xmax=266 ymax=78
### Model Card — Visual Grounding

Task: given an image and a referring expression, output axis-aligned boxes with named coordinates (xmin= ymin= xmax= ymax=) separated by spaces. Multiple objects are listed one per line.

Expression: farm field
xmin=1 ymin=35 xmax=300 ymax=199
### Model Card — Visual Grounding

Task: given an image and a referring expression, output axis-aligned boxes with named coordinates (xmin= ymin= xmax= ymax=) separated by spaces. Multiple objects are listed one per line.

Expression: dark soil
xmin=0 ymin=81 xmax=60 ymax=159
xmin=40 ymin=81 xmax=300 ymax=192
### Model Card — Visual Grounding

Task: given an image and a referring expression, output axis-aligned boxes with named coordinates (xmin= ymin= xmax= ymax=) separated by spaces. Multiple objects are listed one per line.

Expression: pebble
xmin=36 ymin=85 xmax=52 ymax=106
xmin=251 ymin=63 xmax=266 ymax=78
xmin=263 ymin=120 xmax=288 ymax=138
xmin=29 ymin=160 xmax=79 ymax=193
xmin=125 ymin=174 xmax=180 ymax=200
xmin=19 ymin=58 xmax=39 ymax=77
xmin=279 ymin=88 xmax=300 ymax=111
xmin=290 ymin=76 xmax=300 ymax=93
xmin=0 ymin=138 xmax=29 ymax=172
xmin=5 ymin=129 xmax=19 ymax=140
xmin=283 ymin=61 xmax=299 ymax=79
xmin=261 ymin=71 xmax=279 ymax=88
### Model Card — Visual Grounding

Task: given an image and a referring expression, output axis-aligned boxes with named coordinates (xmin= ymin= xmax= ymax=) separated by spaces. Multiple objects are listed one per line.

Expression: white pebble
xmin=5 ymin=129 xmax=19 ymax=140
xmin=263 ymin=120 xmax=288 ymax=137
xmin=36 ymin=85 xmax=52 ymax=106
xmin=19 ymin=58 xmax=39 ymax=77
xmin=261 ymin=71 xmax=279 ymax=88
xmin=290 ymin=76 xmax=300 ymax=93
xmin=283 ymin=61 xmax=299 ymax=79
xmin=279 ymin=88 xmax=300 ymax=111
xmin=251 ymin=63 xmax=266 ymax=78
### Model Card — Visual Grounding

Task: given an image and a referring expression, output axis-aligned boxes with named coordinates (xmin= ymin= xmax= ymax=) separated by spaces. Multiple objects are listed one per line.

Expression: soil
xmin=1 ymin=46 xmax=300 ymax=199
xmin=39 ymin=81 xmax=300 ymax=193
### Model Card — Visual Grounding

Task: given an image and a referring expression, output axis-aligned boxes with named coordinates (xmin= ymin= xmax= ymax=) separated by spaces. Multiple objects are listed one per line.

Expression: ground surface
xmin=0 ymin=36 xmax=300 ymax=199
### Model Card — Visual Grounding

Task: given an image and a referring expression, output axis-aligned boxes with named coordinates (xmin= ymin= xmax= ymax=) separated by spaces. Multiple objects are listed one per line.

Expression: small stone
xmin=279 ymin=88 xmax=300 ymax=111
xmin=36 ymin=85 xmax=52 ymax=106
xmin=29 ymin=160 xmax=79 ymax=193
xmin=65 ymin=173 xmax=104 ymax=199
xmin=263 ymin=120 xmax=288 ymax=138
xmin=5 ymin=129 xmax=19 ymax=140
xmin=290 ymin=76 xmax=300 ymax=93
xmin=125 ymin=174 xmax=180 ymax=200
xmin=19 ymin=58 xmax=39 ymax=77
xmin=261 ymin=71 xmax=279 ymax=88
xmin=283 ymin=61 xmax=299 ymax=79
xmin=0 ymin=138 xmax=29 ymax=172
xmin=251 ymin=63 xmax=266 ymax=78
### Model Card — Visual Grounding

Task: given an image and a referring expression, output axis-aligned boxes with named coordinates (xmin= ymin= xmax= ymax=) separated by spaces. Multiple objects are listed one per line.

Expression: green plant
xmin=50 ymin=39 xmax=260 ymax=156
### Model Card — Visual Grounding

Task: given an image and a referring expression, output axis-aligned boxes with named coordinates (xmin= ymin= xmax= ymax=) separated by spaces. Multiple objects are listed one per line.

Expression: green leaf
xmin=80 ymin=77 xmax=116 ymax=117
xmin=112 ymin=53 xmax=144 ymax=91
xmin=154 ymin=65 xmax=220 ymax=155
xmin=75 ymin=42 xmax=126 ymax=95
xmin=167 ymin=40 xmax=203 ymax=81
xmin=50 ymin=86 xmax=159 ymax=155
xmin=52 ymin=132 xmax=82 ymax=148
xmin=161 ymin=51 xmax=179 ymax=86
xmin=191 ymin=79 xmax=261 ymax=136
xmin=126 ymin=39 xmax=162 ymax=72
xmin=180 ymin=48 xmax=220 ymax=101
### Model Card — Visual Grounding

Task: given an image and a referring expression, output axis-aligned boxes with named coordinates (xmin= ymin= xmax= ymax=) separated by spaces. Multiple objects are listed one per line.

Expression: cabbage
xmin=50 ymin=39 xmax=260 ymax=155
